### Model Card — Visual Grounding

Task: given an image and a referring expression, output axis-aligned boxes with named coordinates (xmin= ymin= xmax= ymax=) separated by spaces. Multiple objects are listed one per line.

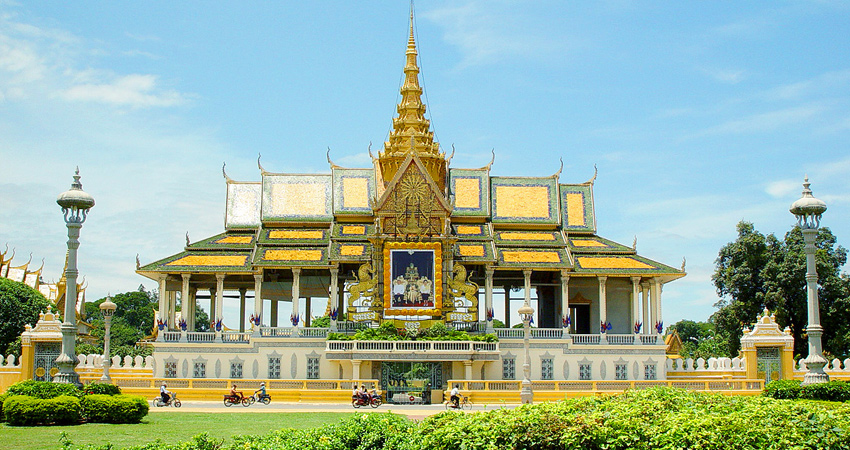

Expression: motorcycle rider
xmin=160 ymin=382 xmax=172 ymax=405
xmin=229 ymin=383 xmax=243 ymax=401
xmin=253 ymin=381 xmax=267 ymax=400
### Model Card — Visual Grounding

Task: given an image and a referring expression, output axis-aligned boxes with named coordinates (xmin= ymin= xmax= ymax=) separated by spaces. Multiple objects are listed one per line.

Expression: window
xmin=307 ymin=357 xmax=320 ymax=379
xmin=541 ymin=358 xmax=554 ymax=380
xmin=230 ymin=362 xmax=243 ymax=379
xmin=644 ymin=364 xmax=657 ymax=380
xmin=164 ymin=361 xmax=177 ymax=378
xmin=269 ymin=357 xmax=281 ymax=379
xmin=579 ymin=363 xmax=592 ymax=380
xmin=193 ymin=362 xmax=206 ymax=378
xmin=502 ymin=358 xmax=516 ymax=380
xmin=615 ymin=364 xmax=628 ymax=380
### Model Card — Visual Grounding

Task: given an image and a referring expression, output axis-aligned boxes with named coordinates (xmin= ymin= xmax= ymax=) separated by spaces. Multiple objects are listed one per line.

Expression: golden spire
xmin=379 ymin=6 xmax=446 ymax=187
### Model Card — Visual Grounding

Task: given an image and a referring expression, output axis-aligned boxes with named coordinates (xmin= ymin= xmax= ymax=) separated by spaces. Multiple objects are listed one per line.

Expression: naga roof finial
xmin=222 ymin=162 xmax=233 ymax=183
xmin=446 ymin=144 xmax=456 ymax=166
xmin=552 ymin=157 xmax=564 ymax=179
xmin=586 ymin=164 xmax=598 ymax=185
xmin=257 ymin=153 xmax=267 ymax=174
xmin=136 ymin=254 xmax=141 ymax=270
xmin=479 ymin=149 xmax=496 ymax=171
xmin=185 ymin=232 xmax=191 ymax=247
xmin=327 ymin=148 xmax=341 ymax=169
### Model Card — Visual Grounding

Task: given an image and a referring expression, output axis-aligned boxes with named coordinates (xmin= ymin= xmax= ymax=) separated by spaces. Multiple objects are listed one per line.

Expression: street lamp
xmin=517 ymin=302 xmax=534 ymax=404
xmin=99 ymin=295 xmax=117 ymax=383
xmin=54 ymin=167 xmax=95 ymax=386
xmin=790 ymin=176 xmax=828 ymax=385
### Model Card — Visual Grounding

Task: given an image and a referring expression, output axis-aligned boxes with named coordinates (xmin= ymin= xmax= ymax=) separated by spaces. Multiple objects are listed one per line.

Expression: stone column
xmin=352 ymin=360 xmax=361 ymax=381
xmin=188 ymin=286 xmax=197 ymax=331
xmin=253 ymin=273 xmax=263 ymax=332
xmin=464 ymin=360 xmax=473 ymax=380
xmin=167 ymin=291 xmax=177 ymax=330
xmin=651 ymin=278 xmax=662 ymax=335
xmin=641 ymin=282 xmax=650 ymax=335
xmin=181 ymin=274 xmax=191 ymax=330
xmin=504 ymin=284 xmax=511 ymax=328
xmin=631 ymin=277 xmax=642 ymax=344
xmin=523 ymin=269 xmax=532 ymax=321
xmin=239 ymin=288 xmax=247 ymax=332
xmin=209 ymin=287 xmax=217 ymax=327
xmin=484 ymin=266 xmax=495 ymax=334
xmin=215 ymin=274 xmax=225 ymax=324
xmin=292 ymin=268 xmax=301 ymax=328
xmin=560 ymin=270 xmax=570 ymax=337
xmin=329 ymin=267 xmax=339 ymax=332
xmin=305 ymin=297 xmax=312 ymax=327
xmin=598 ymin=276 xmax=608 ymax=343
xmin=270 ymin=300 xmax=278 ymax=327
xmin=158 ymin=275 xmax=167 ymax=329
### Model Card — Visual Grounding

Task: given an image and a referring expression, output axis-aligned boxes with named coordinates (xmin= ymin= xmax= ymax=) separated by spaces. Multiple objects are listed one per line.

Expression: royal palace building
xmin=136 ymin=16 xmax=685 ymax=403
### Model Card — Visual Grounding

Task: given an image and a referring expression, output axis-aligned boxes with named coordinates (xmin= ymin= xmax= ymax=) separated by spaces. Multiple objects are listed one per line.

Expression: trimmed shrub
xmin=82 ymin=394 xmax=149 ymax=423
xmin=3 ymin=394 xmax=82 ymax=426
xmin=763 ymin=379 xmax=802 ymax=399
xmin=801 ymin=380 xmax=850 ymax=402
xmin=5 ymin=380 xmax=82 ymax=399
xmin=0 ymin=392 xmax=7 ymax=423
xmin=83 ymin=382 xmax=122 ymax=396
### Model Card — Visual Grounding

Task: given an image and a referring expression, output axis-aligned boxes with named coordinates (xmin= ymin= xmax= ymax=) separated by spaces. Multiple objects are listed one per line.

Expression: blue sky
xmin=1 ymin=1 xmax=848 ymax=327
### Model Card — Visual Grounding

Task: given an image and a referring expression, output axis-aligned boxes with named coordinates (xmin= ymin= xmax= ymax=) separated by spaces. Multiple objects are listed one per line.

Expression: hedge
xmin=106 ymin=387 xmax=850 ymax=450
xmin=5 ymin=380 xmax=82 ymax=399
xmin=764 ymin=379 xmax=850 ymax=402
xmin=81 ymin=394 xmax=149 ymax=424
xmin=83 ymin=382 xmax=122 ymax=396
xmin=3 ymin=395 xmax=82 ymax=426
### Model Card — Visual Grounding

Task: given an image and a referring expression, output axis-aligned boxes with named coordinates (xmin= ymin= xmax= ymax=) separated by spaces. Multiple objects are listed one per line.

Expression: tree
xmin=0 ymin=278 xmax=51 ymax=355
xmin=712 ymin=221 xmax=850 ymax=358
xmin=669 ymin=319 xmax=728 ymax=359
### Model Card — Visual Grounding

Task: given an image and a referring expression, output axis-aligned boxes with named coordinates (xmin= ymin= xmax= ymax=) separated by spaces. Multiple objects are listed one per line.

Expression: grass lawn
xmin=1 ymin=412 xmax=355 ymax=450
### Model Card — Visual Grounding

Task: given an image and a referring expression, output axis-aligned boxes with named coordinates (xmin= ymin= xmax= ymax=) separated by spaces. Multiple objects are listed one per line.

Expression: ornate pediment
xmin=375 ymin=155 xmax=451 ymax=237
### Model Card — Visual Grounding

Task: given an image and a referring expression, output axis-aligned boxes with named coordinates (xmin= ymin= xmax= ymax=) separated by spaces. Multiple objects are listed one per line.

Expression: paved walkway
xmin=149 ymin=400 xmax=521 ymax=419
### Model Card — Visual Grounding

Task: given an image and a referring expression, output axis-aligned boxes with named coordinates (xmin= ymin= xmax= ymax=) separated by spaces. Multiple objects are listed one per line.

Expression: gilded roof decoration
xmin=567 ymin=236 xmax=633 ymax=254
xmin=330 ymin=242 xmax=372 ymax=261
xmin=187 ymin=232 xmax=256 ymax=250
xmin=453 ymin=242 xmax=496 ymax=262
xmin=450 ymin=223 xmax=492 ymax=240
xmin=254 ymin=246 xmax=329 ymax=267
xmin=261 ymin=174 xmax=333 ymax=222
xmin=448 ymin=169 xmax=490 ymax=217
xmin=560 ymin=184 xmax=596 ymax=233
xmin=376 ymin=156 xmax=450 ymax=237
xmin=572 ymin=255 xmax=681 ymax=275
xmin=496 ymin=248 xmax=571 ymax=268
xmin=494 ymin=230 xmax=566 ymax=247
xmin=259 ymin=227 xmax=329 ymax=245
xmin=491 ymin=177 xmax=559 ymax=225
xmin=140 ymin=251 xmax=253 ymax=273
xmin=331 ymin=223 xmax=375 ymax=239
xmin=225 ymin=182 xmax=262 ymax=229
xmin=333 ymin=168 xmax=376 ymax=215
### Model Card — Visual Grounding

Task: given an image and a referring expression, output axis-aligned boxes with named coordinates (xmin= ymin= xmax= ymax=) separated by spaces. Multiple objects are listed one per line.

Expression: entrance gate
xmin=33 ymin=342 xmax=61 ymax=381
xmin=756 ymin=347 xmax=782 ymax=383
xmin=380 ymin=362 xmax=442 ymax=404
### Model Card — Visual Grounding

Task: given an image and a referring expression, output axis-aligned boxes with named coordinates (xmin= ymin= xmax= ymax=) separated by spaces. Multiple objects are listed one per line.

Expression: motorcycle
xmin=249 ymin=392 xmax=272 ymax=405
xmin=152 ymin=393 xmax=181 ymax=408
xmin=351 ymin=394 xmax=382 ymax=408
xmin=224 ymin=393 xmax=250 ymax=407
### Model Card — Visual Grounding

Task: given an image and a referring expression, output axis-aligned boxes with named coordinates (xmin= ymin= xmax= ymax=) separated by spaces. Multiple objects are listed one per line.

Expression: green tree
xmin=712 ymin=221 xmax=850 ymax=358
xmin=0 ymin=278 xmax=51 ymax=354
xmin=669 ymin=319 xmax=728 ymax=359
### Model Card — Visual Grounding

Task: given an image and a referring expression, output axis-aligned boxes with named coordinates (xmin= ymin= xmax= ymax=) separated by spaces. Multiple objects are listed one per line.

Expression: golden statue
xmin=348 ymin=263 xmax=378 ymax=308
xmin=447 ymin=263 xmax=478 ymax=310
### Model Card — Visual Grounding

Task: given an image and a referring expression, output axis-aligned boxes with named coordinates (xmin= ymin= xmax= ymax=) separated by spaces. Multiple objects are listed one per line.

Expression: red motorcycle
xmin=351 ymin=393 xmax=382 ymax=408
xmin=224 ymin=393 xmax=250 ymax=407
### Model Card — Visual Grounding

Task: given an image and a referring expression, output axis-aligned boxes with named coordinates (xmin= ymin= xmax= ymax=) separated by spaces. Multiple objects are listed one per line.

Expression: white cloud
xmin=62 ymin=74 xmax=187 ymax=107
xmin=701 ymin=67 xmax=746 ymax=84
xmin=423 ymin=1 xmax=569 ymax=69
xmin=702 ymin=104 xmax=824 ymax=135
xmin=765 ymin=179 xmax=800 ymax=198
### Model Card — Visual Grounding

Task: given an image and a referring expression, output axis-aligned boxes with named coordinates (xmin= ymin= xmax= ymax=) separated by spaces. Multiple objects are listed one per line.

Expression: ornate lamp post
xmin=99 ymin=295 xmax=117 ymax=383
xmin=517 ymin=302 xmax=534 ymax=404
xmin=790 ymin=177 xmax=828 ymax=385
xmin=54 ymin=168 xmax=95 ymax=386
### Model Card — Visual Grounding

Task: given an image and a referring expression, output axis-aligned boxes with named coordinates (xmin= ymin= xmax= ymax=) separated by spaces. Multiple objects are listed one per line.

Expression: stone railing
xmin=795 ymin=358 xmax=850 ymax=378
xmin=325 ymin=340 xmax=498 ymax=354
xmin=75 ymin=353 xmax=155 ymax=369
xmin=493 ymin=329 xmax=662 ymax=344
xmin=449 ymin=378 xmax=765 ymax=393
xmin=0 ymin=354 xmax=21 ymax=368
xmin=666 ymin=357 xmax=746 ymax=373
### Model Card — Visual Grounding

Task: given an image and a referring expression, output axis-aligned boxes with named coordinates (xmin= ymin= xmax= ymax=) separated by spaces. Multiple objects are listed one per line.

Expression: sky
xmin=1 ymin=1 xmax=849 ymax=328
